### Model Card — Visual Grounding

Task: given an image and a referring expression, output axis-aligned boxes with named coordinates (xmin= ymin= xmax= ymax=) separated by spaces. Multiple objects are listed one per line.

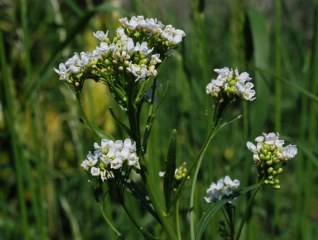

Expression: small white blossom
xmin=91 ymin=167 xmax=101 ymax=176
xmin=282 ymin=144 xmax=297 ymax=160
xmin=93 ymin=30 xmax=108 ymax=41
xmin=161 ymin=25 xmax=186 ymax=45
xmin=134 ymin=42 xmax=153 ymax=55
xmin=119 ymin=16 xmax=146 ymax=30
xmin=127 ymin=63 xmax=148 ymax=80
xmin=205 ymin=176 xmax=240 ymax=203
xmin=110 ymin=157 xmax=123 ymax=169
xmin=150 ymin=54 xmax=162 ymax=65
xmin=54 ymin=63 xmax=69 ymax=80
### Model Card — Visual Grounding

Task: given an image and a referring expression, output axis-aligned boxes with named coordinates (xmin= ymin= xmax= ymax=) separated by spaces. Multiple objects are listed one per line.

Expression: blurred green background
xmin=1 ymin=0 xmax=317 ymax=239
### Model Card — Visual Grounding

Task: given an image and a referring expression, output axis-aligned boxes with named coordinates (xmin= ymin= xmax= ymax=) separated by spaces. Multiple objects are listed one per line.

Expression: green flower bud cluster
xmin=174 ymin=162 xmax=188 ymax=181
xmin=159 ymin=162 xmax=189 ymax=187
xmin=247 ymin=132 xmax=297 ymax=189
xmin=256 ymin=145 xmax=284 ymax=189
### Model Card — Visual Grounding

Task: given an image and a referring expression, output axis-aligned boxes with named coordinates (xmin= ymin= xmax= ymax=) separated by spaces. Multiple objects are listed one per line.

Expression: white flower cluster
xmin=119 ymin=16 xmax=186 ymax=45
xmin=206 ymin=67 xmax=256 ymax=101
xmin=54 ymin=16 xmax=185 ymax=86
xmin=247 ymin=132 xmax=297 ymax=165
xmin=54 ymin=49 xmax=105 ymax=81
xmin=247 ymin=132 xmax=297 ymax=188
xmin=204 ymin=176 xmax=240 ymax=203
xmin=80 ymin=138 xmax=139 ymax=182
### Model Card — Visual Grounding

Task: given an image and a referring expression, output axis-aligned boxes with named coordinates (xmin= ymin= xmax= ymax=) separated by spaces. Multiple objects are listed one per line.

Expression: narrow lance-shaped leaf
xmin=195 ymin=184 xmax=259 ymax=240
xmin=163 ymin=129 xmax=177 ymax=212
xmin=79 ymin=118 xmax=114 ymax=141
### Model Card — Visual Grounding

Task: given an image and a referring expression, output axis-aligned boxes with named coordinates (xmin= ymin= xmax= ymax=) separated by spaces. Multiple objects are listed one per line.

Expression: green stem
xmin=189 ymin=124 xmax=217 ymax=240
xmin=176 ymin=200 xmax=182 ymax=240
xmin=121 ymin=200 xmax=147 ymax=238
xmin=235 ymin=184 xmax=261 ymax=240
xmin=127 ymin=100 xmax=177 ymax=239
xmin=221 ymin=204 xmax=235 ymax=239
xmin=97 ymin=202 xmax=123 ymax=237
xmin=142 ymin=155 xmax=178 ymax=240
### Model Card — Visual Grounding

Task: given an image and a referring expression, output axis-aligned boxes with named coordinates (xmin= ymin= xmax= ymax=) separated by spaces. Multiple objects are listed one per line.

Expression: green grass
xmin=1 ymin=0 xmax=318 ymax=239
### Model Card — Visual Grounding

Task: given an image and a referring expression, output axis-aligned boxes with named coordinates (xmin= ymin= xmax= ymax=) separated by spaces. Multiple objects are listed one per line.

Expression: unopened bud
xmin=277 ymin=168 xmax=283 ymax=174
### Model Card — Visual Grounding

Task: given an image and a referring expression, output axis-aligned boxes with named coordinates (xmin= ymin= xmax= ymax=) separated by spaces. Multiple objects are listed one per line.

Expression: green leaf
xmin=79 ymin=118 xmax=114 ymax=141
xmin=125 ymin=181 xmax=161 ymax=224
xmin=195 ymin=184 xmax=258 ymax=240
xmin=109 ymin=107 xmax=130 ymax=135
xmin=195 ymin=199 xmax=228 ymax=240
xmin=163 ymin=129 xmax=177 ymax=212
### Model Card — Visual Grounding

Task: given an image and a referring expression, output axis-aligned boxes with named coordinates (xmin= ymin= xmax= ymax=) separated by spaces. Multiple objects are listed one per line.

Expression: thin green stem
xmin=235 ymin=184 xmax=261 ymax=240
xmin=97 ymin=202 xmax=123 ymax=237
xmin=121 ymin=199 xmax=147 ymax=238
xmin=189 ymin=100 xmax=228 ymax=240
xmin=189 ymin=124 xmax=217 ymax=240
xmin=176 ymin=200 xmax=182 ymax=240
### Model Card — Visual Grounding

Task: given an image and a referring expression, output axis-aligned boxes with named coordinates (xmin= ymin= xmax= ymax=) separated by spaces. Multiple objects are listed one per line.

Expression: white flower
xmin=282 ymin=144 xmax=297 ymax=160
xmin=134 ymin=42 xmax=153 ymax=55
xmin=91 ymin=167 xmax=101 ymax=176
xmin=94 ymin=139 xmax=114 ymax=155
xmin=119 ymin=16 xmax=146 ymax=30
xmin=215 ymin=67 xmax=232 ymax=79
xmin=116 ymin=27 xmax=128 ymax=41
xmin=150 ymin=54 xmax=162 ymax=65
xmin=205 ymin=176 xmax=240 ymax=203
xmin=159 ymin=171 xmax=165 ymax=177
xmin=80 ymin=151 xmax=98 ymax=170
xmin=96 ymin=42 xmax=109 ymax=54
xmin=110 ymin=157 xmax=123 ymax=169
xmin=235 ymin=69 xmax=251 ymax=83
xmin=127 ymin=63 xmax=148 ymax=80
xmin=54 ymin=63 xmax=69 ymax=80
xmin=236 ymin=81 xmax=256 ymax=101
xmin=93 ymin=30 xmax=108 ymax=41
xmin=161 ymin=25 xmax=186 ymax=45
xmin=124 ymin=38 xmax=135 ymax=52
xmin=123 ymin=138 xmax=136 ymax=152
xmin=127 ymin=152 xmax=139 ymax=166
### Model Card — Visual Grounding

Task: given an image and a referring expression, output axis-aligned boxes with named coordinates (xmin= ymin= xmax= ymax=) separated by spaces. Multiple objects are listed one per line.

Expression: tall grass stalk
xmin=19 ymin=0 xmax=46 ymax=237
xmin=230 ymin=1 xmax=251 ymax=239
xmin=303 ymin=1 xmax=318 ymax=238
xmin=0 ymin=31 xmax=29 ymax=239
xmin=189 ymin=1 xmax=209 ymax=238
xmin=273 ymin=0 xmax=282 ymax=234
